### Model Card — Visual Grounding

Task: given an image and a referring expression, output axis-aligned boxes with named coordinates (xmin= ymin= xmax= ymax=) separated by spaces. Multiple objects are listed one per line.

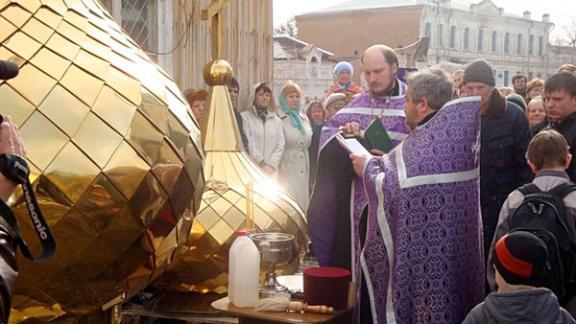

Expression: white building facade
xmin=419 ymin=0 xmax=554 ymax=86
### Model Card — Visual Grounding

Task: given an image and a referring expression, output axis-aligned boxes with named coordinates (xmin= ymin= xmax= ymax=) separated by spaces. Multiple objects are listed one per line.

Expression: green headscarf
xmin=279 ymin=95 xmax=308 ymax=135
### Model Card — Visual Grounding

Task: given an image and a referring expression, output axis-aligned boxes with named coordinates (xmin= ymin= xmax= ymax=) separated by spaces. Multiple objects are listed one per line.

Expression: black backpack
xmin=508 ymin=182 xmax=576 ymax=301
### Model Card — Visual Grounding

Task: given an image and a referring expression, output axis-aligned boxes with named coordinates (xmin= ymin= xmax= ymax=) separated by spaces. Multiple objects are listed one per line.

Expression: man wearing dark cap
xmin=464 ymin=232 xmax=576 ymax=324
xmin=463 ymin=59 xmax=532 ymax=265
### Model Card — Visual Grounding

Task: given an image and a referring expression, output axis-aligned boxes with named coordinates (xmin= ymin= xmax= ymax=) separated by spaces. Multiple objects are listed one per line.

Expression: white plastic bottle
xmin=228 ymin=230 xmax=260 ymax=307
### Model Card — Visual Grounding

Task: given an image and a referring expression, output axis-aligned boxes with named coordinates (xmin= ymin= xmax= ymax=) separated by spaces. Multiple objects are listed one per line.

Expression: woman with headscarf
xmin=278 ymin=80 xmax=312 ymax=210
xmin=306 ymin=101 xmax=324 ymax=194
xmin=325 ymin=61 xmax=363 ymax=97
xmin=241 ymin=82 xmax=284 ymax=178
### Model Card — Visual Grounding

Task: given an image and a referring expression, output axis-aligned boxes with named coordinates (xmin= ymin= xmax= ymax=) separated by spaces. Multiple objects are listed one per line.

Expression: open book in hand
xmin=335 ymin=133 xmax=371 ymax=156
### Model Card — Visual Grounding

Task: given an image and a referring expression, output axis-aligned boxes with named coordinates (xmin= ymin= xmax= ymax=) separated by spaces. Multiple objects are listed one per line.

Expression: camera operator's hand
xmin=0 ymin=116 xmax=25 ymax=202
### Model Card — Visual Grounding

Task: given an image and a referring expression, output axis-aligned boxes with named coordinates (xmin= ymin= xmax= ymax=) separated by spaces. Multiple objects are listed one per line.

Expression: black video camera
xmin=0 ymin=60 xmax=18 ymax=81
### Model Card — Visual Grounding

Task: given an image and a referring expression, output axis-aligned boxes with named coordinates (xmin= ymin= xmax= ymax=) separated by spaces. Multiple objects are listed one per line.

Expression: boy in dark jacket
xmin=487 ymin=130 xmax=576 ymax=317
xmin=464 ymin=232 xmax=576 ymax=324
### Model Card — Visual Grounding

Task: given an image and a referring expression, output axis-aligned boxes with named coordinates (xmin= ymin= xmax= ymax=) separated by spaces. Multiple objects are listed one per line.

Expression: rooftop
xmin=273 ymin=35 xmax=335 ymax=60
xmin=299 ymin=0 xmax=536 ymax=20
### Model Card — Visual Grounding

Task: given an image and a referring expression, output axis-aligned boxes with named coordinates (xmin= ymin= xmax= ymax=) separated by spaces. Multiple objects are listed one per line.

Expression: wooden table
xmin=211 ymin=297 xmax=353 ymax=324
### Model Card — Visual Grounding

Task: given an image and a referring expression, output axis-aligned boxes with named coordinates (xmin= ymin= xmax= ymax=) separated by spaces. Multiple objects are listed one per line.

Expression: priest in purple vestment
xmin=308 ymin=45 xmax=410 ymax=274
xmin=351 ymin=69 xmax=485 ymax=323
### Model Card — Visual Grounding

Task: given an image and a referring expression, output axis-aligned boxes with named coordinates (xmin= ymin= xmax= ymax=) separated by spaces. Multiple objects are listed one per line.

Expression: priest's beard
xmin=371 ymin=78 xmax=397 ymax=98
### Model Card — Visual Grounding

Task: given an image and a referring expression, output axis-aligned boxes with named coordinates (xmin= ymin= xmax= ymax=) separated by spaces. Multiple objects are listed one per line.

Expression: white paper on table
xmin=335 ymin=133 xmax=371 ymax=156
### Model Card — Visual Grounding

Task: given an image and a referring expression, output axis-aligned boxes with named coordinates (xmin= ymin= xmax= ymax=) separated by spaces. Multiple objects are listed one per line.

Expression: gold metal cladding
xmin=202 ymin=59 xmax=233 ymax=86
xmin=153 ymin=61 xmax=308 ymax=295
xmin=0 ymin=0 xmax=204 ymax=321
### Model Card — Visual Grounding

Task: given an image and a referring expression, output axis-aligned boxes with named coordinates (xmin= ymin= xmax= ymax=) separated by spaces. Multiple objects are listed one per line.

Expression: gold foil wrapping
xmin=154 ymin=61 xmax=308 ymax=294
xmin=0 ymin=0 xmax=204 ymax=321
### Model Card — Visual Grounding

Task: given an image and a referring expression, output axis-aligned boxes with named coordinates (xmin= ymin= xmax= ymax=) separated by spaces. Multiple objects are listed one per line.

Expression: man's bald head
xmin=361 ymin=45 xmax=399 ymax=96
xmin=361 ymin=45 xmax=399 ymax=69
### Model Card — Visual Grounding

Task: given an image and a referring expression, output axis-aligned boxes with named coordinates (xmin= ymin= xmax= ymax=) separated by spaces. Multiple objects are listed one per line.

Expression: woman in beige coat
xmin=241 ymin=82 xmax=285 ymax=178
xmin=278 ymin=80 xmax=312 ymax=211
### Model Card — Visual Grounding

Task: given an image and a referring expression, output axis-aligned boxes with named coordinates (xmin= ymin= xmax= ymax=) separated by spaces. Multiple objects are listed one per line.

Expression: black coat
xmin=234 ymin=109 xmax=249 ymax=151
xmin=308 ymin=123 xmax=322 ymax=194
xmin=480 ymin=100 xmax=532 ymax=255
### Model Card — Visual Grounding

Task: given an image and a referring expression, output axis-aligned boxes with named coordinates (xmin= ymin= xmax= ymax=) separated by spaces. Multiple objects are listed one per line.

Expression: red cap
xmin=236 ymin=229 xmax=246 ymax=236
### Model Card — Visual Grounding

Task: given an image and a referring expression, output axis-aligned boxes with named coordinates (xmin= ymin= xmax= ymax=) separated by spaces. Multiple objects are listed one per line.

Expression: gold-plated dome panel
xmin=0 ymin=0 xmax=204 ymax=321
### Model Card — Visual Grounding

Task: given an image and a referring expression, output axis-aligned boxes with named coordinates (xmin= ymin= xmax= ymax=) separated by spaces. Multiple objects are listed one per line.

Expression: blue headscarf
xmin=334 ymin=61 xmax=354 ymax=90
xmin=279 ymin=95 xmax=308 ymax=135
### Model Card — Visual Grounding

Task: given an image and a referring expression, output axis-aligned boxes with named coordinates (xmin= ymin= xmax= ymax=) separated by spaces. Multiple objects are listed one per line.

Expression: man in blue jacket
xmin=463 ymin=59 xmax=532 ymax=263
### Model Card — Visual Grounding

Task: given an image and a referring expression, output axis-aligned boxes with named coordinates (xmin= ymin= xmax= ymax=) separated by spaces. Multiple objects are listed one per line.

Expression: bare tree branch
xmin=273 ymin=17 xmax=297 ymax=37
xmin=565 ymin=20 xmax=576 ymax=47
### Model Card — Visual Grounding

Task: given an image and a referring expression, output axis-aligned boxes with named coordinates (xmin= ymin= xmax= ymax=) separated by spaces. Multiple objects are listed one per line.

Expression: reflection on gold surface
xmin=0 ymin=85 xmax=34 ymax=125
xmin=38 ymin=85 xmax=89 ymax=136
xmin=45 ymin=32 xmax=80 ymax=60
xmin=21 ymin=18 xmax=53 ymax=43
xmin=19 ymin=112 xmax=69 ymax=171
xmin=0 ymin=0 xmax=204 ymax=322
xmin=72 ymin=113 xmax=123 ymax=168
xmin=1 ymin=4 xmax=31 ymax=27
xmin=153 ymin=61 xmax=307 ymax=295
xmin=60 ymin=64 xmax=103 ymax=106
xmin=3 ymin=30 xmax=41 ymax=60
xmin=30 ymin=47 xmax=71 ymax=80
xmin=8 ymin=63 xmax=55 ymax=105
xmin=34 ymin=7 xmax=63 ymax=29
xmin=0 ymin=17 xmax=14 ymax=43
xmin=92 ymin=86 xmax=136 ymax=136
xmin=74 ymin=49 xmax=110 ymax=79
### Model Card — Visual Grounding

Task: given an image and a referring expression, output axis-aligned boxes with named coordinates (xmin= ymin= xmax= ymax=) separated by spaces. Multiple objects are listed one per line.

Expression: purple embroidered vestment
xmin=308 ymin=79 xmax=409 ymax=272
xmin=361 ymin=97 xmax=485 ymax=323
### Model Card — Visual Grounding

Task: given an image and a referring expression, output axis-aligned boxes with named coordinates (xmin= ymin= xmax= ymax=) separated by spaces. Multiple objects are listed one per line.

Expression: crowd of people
xmin=180 ymin=44 xmax=576 ymax=323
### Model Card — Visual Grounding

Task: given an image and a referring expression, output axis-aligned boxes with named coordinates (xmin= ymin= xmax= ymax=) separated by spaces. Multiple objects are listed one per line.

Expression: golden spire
xmin=200 ymin=60 xmax=243 ymax=152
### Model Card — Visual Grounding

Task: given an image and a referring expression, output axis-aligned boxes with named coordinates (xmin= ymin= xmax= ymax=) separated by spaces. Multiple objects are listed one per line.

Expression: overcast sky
xmin=272 ymin=0 xmax=575 ymax=42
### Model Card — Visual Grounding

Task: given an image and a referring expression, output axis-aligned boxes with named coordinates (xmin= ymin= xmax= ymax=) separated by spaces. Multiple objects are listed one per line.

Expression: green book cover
xmin=363 ymin=119 xmax=394 ymax=153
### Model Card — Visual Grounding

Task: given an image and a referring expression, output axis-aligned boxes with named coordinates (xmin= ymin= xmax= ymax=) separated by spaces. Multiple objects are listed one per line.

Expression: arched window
xmin=464 ymin=28 xmax=470 ymax=50
xmin=491 ymin=31 xmax=497 ymax=52
xmin=538 ymin=36 xmax=544 ymax=56
xmin=504 ymin=32 xmax=510 ymax=54
xmin=477 ymin=30 xmax=484 ymax=52
xmin=449 ymin=26 xmax=456 ymax=49
xmin=517 ymin=34 xmax=523 ymax=54
xmin=309 ymin=56 xmax=318 ymax=77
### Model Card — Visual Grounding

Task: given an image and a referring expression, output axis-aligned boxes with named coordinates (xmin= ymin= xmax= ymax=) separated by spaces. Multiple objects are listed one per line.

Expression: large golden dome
xmin=0 ymin=0 xmax=204 ymax=321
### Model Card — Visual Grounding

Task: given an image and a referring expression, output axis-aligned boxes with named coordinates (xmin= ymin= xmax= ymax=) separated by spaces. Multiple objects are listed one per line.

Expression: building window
xmin=528 ymin=34 xmax=534 ymax=55
xmin=539 ymin=36 xmax=544 ymax=56
xmin=450 ymin=26 xmax=456 ymax=49
xmin=491 ymin=31 xmax=497 ymax=52
xmin=517 ymin=34 xmax=523 ymax=54
xmin=438 ymin=24 xmax=443 ymax=48
xmin=122 ymin=0 xmax=158 ymax=50
xmin=504 ymin=32 xmax=510 ymax=54
xmin=464 ymin=28 xmax=469 ymax=50
xmin=504 ymin=70 xmax=509 ymax=86
xmin=478 ymin=30 xmax=484 ymax=52
xmin=424 ymin=23 xmax=432 ymax=38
